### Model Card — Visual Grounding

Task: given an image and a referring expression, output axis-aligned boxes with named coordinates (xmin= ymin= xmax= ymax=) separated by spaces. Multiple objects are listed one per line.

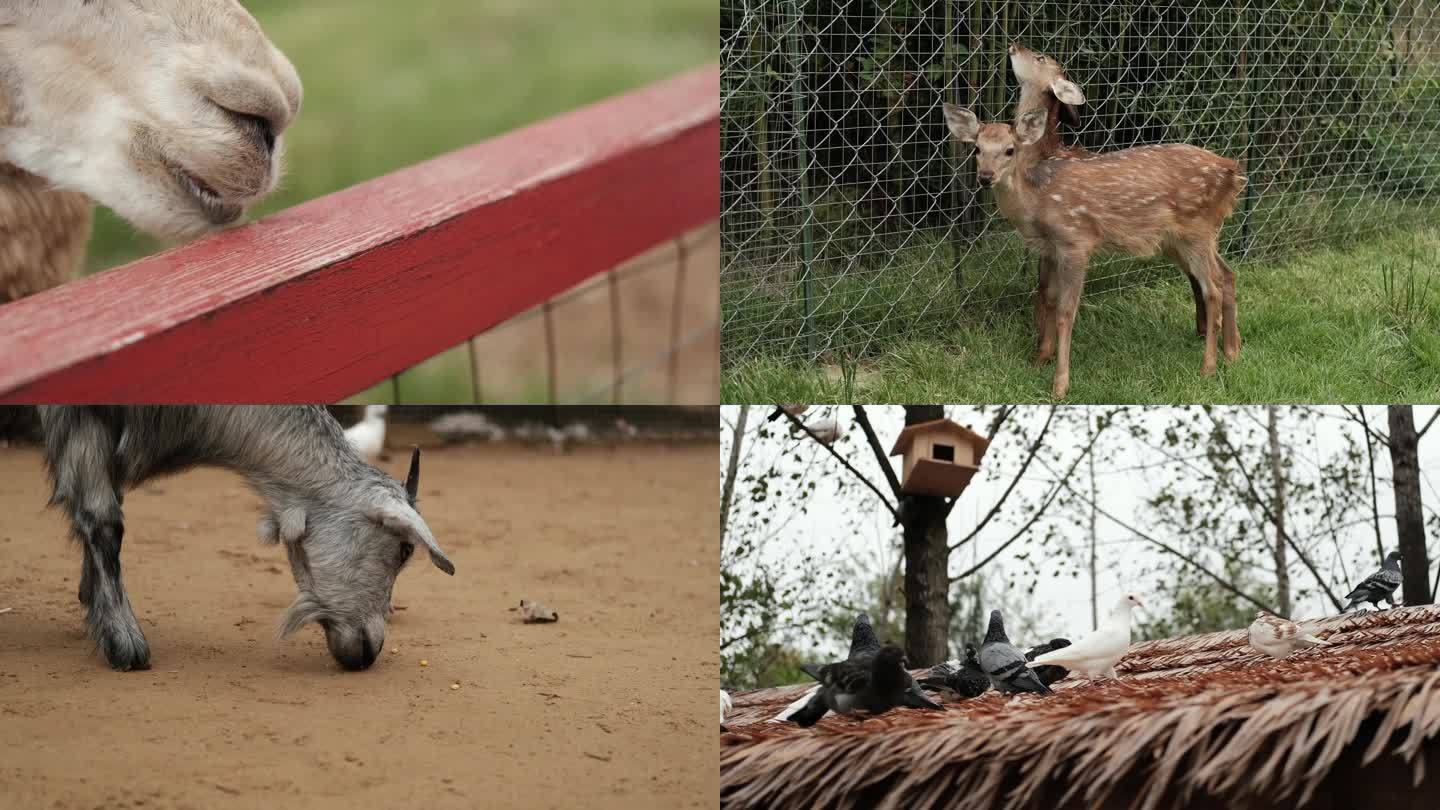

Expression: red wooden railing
xmin=0 ymin=66 xmax=718 ymax=403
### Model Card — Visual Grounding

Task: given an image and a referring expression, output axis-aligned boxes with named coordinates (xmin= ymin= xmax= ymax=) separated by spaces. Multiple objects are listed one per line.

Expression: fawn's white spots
xmin=1051 ymin=194 xmax=1062 ymax=202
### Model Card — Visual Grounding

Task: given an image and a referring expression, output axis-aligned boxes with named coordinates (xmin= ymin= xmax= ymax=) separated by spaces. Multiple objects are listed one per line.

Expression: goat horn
xmin=405 ymin=446 xmax=420 ymax=506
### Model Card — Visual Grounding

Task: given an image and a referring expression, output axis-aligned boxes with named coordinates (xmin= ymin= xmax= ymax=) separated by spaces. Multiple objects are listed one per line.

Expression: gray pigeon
xmin=1025 ymin=637 xmax=1072 ymax=687
xmin=978 ymin=610 xmax=1052 ymax=695
xmin=790 ymin=643 xmax=939 ymax=727
xmin=917 ymin=644 xmax=990 ymax=698
xmin=793 ymin=613 xmax=943 ymax=724
xmin=799 ymin=612 xmax=880 ymax=681
xmin=1343 ymin=551 xmax=1403 ymax=611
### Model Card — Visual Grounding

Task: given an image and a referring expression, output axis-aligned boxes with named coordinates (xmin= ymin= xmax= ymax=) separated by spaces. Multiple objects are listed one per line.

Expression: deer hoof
xmin=1225 ymin=344 xmax=1241 ymax=362
xmin=1051 ymin=379 xmax=1071 ymax=399
xmin=1030 ymin=352 xmax=1053 ymax=367
xmin=1201 ymin=361 xmax=1218 ymax=377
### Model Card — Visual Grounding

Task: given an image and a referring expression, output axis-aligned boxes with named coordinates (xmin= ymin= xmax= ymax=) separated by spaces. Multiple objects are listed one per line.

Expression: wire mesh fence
xmin=351 ymin=222 xmax=721 ymax=405
xmin=721 ymin=0 xmax=1440 ymax=365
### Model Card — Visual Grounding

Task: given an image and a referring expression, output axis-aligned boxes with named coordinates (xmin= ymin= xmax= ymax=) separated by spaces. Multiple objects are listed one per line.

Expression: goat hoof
xmin=97 ymin=627 xmax=151 ymax=671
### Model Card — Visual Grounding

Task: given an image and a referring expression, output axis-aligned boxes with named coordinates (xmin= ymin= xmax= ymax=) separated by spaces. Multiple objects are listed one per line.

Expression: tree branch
xmin=950 ymin=419 xmax=1106 ymax=579
xmin=853 ymin=405 xmax=902 ymax=497
xmin=1418 ymin=408 xmax=1440 ymax=439
xmin=1205 ymin=410 xmax=1345 ymax=611
xmin=947 ymin=406 xmax=1059 ymax=548
xmin=1075 ymin=487 xmax=1275 ymax=615
xmin=782 ymin=409 xmax=898 ymax=518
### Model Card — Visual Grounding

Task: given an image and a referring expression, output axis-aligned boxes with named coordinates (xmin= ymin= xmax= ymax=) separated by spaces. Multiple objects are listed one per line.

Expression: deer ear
xmin=1050 ymin=78 xmax=1086 ymax=106
xmin=942 ymin=103 xmax=980 ymax=143
xmin=1016 ymin=108 xmax=1047 ymax=145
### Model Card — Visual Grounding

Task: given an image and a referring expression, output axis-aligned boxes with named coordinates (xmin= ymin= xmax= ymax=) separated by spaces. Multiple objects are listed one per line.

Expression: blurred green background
xmin=86 ymin=0 xmax=718 ymax=272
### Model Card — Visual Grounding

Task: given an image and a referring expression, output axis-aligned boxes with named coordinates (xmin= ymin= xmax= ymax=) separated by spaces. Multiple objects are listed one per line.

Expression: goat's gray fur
xmin=39 ymin=406 xmax=454 ymax=672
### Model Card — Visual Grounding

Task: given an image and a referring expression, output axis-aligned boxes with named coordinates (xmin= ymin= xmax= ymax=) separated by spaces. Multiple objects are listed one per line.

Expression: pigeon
xmin=345 ymin=404 xmax=388 ymax=460
xmin=1024 ymin=638 xmax=1073 ymax=687
xmin=802 ymin=416 xmax=844 ymax=446
xmin=1248 ymin=612 xmax=1330 ymax=658
xmin=721 ymin=690 xmax=732 ymax=730
xmin=1030 ymin=594 xmax=1143 ymax=679
xmin=917 ymin=644 xmax=990 ymax=698
xmin=779 ymin=613 xmax=943 ymax=723
xmin=777 ymin=612 xmax=881 ymax=723
xmin=789 ymin=643 xmax=941 ymax=727
xmin=1342 ymin=551 xmax=1403 ymax=611
xmin=978 ymin=611 xmax=1052 ymax=695
xmin=767 ymin=404 xmax=810 ymax=422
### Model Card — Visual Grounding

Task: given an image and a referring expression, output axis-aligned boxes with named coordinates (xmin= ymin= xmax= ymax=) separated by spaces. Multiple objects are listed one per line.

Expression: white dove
xmin=1248 ymin=612 xmax=1329 ymax=658
xmin=1029 ymin=593 xmax=1143 ymax=679
xmin=770 ymin=685 xmax=820 ymax=723
xmin=721 ymin=690 xmax=732 ymax=726
xmin=345 ymin=404 xmax=388 ymax=460
xmin=804 ymin=416 xmax=844 ymax=446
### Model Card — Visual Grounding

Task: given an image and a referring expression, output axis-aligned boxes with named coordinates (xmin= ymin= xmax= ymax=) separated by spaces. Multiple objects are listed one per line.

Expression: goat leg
xmin=75 ymin=510 xmax=151 ymax=671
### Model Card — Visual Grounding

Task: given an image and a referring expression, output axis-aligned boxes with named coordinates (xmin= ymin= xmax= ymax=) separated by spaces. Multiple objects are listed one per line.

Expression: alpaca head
xmin=0 ymin=0 xmax=302 ymax=240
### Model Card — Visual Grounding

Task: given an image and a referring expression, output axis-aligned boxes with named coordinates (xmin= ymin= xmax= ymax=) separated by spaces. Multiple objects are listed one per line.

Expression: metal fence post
xmin=1236 ymin=0 xmax=1254 ymax=258
xmin=786 ymin=0 xmax=817 ymax=358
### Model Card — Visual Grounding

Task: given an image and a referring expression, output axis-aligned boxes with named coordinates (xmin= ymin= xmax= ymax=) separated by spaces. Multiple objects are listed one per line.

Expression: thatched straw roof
xmin=721 ymin=605 xmax=1440 ymax=810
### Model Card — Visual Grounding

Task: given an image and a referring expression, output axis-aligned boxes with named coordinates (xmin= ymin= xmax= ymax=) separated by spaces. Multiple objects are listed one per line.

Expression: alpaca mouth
xmin=168 ymin=163 xmax=244 ymax=225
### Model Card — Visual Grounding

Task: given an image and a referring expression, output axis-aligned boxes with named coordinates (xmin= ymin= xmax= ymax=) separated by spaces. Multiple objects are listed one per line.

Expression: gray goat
xmin=39 ymin=406 xmax=454 ymax=672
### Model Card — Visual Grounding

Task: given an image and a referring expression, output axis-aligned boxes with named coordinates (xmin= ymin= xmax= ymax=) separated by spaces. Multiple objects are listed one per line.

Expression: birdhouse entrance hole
xmin=932 ymin=444 xmax=955 ymax=463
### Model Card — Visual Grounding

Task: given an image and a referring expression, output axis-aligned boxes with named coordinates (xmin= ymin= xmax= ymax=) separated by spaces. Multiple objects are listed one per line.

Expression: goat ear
xmin=942 ymin=103 xmax=979 ymax=143
xmin=369 ymin=502 xmax=455 ymax=576
xmin=1016 ymin=108 xmax=1047 ymax=145
xmin=1050 ymin=78 xmax=1086 ymax=106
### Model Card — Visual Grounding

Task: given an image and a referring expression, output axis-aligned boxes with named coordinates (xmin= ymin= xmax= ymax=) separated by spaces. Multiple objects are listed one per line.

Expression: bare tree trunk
xmin=719 ymin=406 xmax=750 ymax=544
xmin=1087 ymin=413 xmax=1099 ymax=631
xmin=1387 ymin=405 xmax=1432 ymax=606
xmin=900 ymin=405 xmax=949 ymax=666
xmin=1267 ymin=406 xmax=1291 ymax=617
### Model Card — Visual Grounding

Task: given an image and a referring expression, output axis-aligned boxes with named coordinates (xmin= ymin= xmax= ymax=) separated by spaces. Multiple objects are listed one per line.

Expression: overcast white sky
xmin=722 ymin=405 xmax=1440 ymax=659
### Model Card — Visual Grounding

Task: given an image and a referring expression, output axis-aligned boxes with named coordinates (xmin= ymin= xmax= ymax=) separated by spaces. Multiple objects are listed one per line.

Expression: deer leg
xmin=1186 ymin=272 xmax=1207 ymax=338
xmin=1217 ymin=253 xmax=1241 ymax=362
xmin=1032 ymin=254 xmax=1057 ymax=366
xmin=1050 ymin=259 xmax=1087 ymax=399
xmin=1180 ymin=246 xmax=1224 ymax=377
xmin=50 ymin=420 xmax=150 ymax=671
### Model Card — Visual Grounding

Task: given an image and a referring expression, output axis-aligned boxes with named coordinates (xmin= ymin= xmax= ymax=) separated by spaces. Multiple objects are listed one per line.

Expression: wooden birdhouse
xmin=889 ymin=418 xmax=990 ymax=498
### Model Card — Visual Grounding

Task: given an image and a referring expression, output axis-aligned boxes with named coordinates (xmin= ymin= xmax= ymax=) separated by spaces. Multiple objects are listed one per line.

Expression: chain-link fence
xmin=721 ymin=1 xmax=1440 ymax=365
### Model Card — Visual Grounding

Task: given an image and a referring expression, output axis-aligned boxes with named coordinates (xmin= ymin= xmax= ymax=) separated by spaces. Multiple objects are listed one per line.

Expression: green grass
xmin=85 ymin=0 xmax=717 ymax=272
xmin=722 ymin=226 xmax=1440 ymax=403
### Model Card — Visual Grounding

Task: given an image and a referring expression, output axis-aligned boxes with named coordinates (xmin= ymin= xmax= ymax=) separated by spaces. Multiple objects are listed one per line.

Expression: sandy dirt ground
xmin=0 ymin=441 xmax=718 ymax=809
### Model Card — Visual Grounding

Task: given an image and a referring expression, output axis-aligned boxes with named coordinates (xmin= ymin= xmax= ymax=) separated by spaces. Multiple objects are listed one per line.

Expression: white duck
xmin=1029 ymin=593 xmax=1144 ymax=679
xmin=345 ymin=404 xmax=388 ymax=460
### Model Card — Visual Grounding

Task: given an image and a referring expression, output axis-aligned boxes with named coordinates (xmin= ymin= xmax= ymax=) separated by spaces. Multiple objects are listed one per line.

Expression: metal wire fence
xmin=721 ymin=0 xmax=1440 ymax=365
